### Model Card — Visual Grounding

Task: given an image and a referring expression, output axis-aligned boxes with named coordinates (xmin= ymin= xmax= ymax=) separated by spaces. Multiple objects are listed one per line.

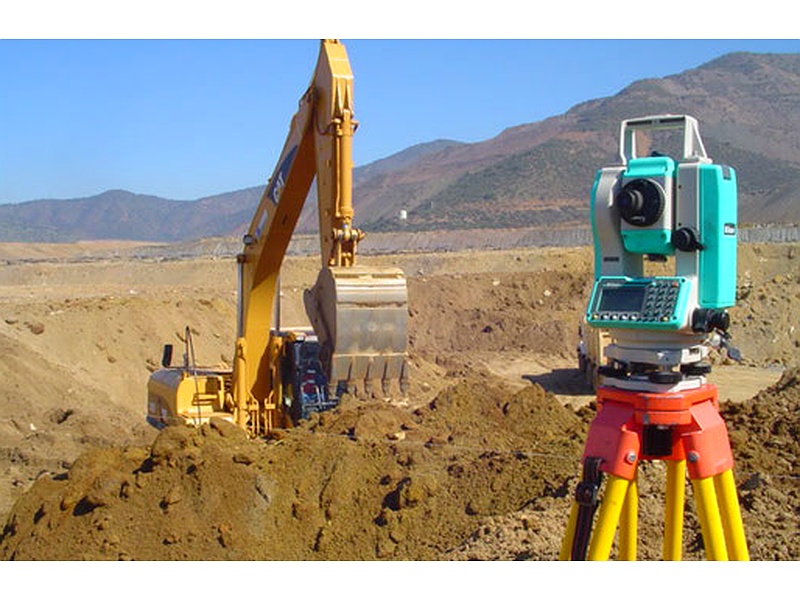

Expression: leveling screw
xmin=688 ymin=451 xmax=700 ymax=463
xmin=625 ymin=452 xmax=637 ymax=464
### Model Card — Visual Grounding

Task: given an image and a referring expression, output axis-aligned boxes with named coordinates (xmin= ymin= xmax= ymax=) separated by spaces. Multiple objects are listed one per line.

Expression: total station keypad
xmin=639 ymin=280 xmax=681 ymax=322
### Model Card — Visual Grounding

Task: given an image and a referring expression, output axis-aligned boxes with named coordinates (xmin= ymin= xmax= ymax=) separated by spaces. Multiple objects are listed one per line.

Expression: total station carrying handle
xmin=619 ymin=114 xmax=709 ymax=165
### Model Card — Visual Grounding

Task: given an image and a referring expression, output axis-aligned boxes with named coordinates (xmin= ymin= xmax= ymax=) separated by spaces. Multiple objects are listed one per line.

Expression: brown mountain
xmin=362 ymin=52 xmax=800 ymax=232
xmin=1 ymin=51 xmax=798 ymax=243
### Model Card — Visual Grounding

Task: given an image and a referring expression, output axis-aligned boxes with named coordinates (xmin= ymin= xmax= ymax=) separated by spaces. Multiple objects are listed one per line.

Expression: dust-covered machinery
xmin=147 ymin=39 xmax=409 ymax=436
xmin=586 ymin=114 xmax=739 ymax=389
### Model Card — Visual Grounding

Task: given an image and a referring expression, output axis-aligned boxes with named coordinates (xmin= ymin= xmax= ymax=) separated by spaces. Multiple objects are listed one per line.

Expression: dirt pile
xmin=408 ymin=267 xmax=590 ymax=359
xmin=0 ymin=378 xmax=587 ymax=560
xmin=3 ymin=367 xmax=798 ymax=561
xmin=721 ymin=368 xmax=800 ymax=560
xmin=0 ymin=329 xmax=156 ymax=517
xmin=448 ymin=368 xmax=800 ymax=561
xmin=0 ymin=242 xmax=798 ymax=560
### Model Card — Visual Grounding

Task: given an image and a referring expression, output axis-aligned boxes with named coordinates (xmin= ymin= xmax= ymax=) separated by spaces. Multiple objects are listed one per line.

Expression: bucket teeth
xmin=328 ymin=356 xmax=410 ymax=400
xmin=399 ymin=361 xmax=409 ymax=396
xmin=320 ymin=354 xmax=412 ymax=400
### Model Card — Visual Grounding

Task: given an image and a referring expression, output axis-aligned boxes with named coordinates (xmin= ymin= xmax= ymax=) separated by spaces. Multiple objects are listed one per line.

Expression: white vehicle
xmin=577 ymin=320 xmax=612 ymax=392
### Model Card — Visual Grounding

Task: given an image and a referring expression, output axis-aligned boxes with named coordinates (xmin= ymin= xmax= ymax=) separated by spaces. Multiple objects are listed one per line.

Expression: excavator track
xmin=304 ymin=266 xmax=409 ymax=398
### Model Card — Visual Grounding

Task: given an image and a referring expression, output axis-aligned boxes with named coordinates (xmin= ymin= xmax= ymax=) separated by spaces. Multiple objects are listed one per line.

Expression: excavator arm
xmin=233 ymin=39 xmax=408 ymax=434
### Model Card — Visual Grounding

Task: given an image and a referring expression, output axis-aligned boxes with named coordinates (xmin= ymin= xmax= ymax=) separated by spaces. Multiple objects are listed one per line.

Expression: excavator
xmin=146 ymin=39 xmax=409 ymax=436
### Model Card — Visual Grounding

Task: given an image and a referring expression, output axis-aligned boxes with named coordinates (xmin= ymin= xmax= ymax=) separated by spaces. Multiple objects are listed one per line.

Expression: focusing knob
xmin=672 ymin=226 xmax=705 ymax=251
xmin=616 ymin=179 xmax=664 ymax=227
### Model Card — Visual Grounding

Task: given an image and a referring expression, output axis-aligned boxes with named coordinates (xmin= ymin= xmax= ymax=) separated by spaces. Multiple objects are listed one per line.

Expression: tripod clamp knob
xmin=570 ymin=456 xmax=605 ymax=560
xmin=575 ymin=480 xmax=600 ymax=506
xmin=575 ymin=457 xmax=603 ymax=506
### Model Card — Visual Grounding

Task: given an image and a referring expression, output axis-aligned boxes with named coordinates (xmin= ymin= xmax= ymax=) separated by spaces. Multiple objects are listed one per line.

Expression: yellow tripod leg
xmin=692 ymin=475 xmax=729 ymax=560
xmin=714 ymin=469 xmax=749 ymax=561
xmin=663 ymin=459 xmax=686 ymax=561
xmin=559 ymin=501 xmax=580 ymax=560
xmin=617 ymin=474 xmax=638 ymax=560
xmin=587 ymin=475 xmax=631 ymax=560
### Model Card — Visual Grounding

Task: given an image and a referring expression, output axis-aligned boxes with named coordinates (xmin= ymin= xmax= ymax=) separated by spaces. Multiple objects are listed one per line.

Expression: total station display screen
xmin=597 ymin=285 xmax=646 ymax=312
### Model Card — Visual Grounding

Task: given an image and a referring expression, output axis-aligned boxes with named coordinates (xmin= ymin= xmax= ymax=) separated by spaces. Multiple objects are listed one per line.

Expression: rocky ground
xmin=0 ymin=239 xmax=797 ymax=561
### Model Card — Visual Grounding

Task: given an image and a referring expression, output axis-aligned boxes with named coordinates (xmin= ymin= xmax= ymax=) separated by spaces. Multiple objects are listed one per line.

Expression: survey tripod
xmin=563 ymin=114 xmax=748 ymax=560
xmin=560 ymin=376 xmax=749 ymax=561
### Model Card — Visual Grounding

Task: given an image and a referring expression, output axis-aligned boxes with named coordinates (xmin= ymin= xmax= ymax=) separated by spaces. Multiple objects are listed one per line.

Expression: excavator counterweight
xmin=147 ymin=40 xmax=410 ymax=436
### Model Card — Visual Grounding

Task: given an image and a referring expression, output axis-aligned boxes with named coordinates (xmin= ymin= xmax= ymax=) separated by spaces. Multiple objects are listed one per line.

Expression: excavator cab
xmin=280 ymin=331 xmax=339 ymax=422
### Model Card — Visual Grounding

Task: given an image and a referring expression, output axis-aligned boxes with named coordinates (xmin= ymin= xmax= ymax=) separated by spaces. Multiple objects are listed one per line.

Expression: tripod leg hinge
xmin=575 ymin=480 xmax=600 ymax=506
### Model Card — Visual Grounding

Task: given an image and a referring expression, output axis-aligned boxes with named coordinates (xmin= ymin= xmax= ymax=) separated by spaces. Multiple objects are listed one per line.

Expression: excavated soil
xmin=0 ymin=241 xmax=798 ymax=561
xmin=0 ymin=380 xmax=586 ymax=560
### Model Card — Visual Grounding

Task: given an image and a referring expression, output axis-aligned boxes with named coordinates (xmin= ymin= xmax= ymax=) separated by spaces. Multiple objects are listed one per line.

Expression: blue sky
xmin=2 ymin=6 xmax=798 ymax=203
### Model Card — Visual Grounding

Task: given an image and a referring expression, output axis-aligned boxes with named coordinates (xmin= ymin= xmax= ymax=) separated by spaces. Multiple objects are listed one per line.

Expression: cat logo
xmin=267 ymin=145 xmax=297 ymax=205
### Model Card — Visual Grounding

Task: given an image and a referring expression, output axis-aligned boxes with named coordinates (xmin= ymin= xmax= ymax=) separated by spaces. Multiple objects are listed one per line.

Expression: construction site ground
xmin=0 ymin=240 xmax=797 ymax=562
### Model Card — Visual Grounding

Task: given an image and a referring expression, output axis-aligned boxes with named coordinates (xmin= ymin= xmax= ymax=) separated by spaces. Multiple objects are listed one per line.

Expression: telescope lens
xmin=616 ymin=179 xmax=664 ymax=227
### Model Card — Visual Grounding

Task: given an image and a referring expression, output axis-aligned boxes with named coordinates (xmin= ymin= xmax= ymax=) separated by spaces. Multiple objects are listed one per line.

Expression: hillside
xmin=0 ymin=189 xmax=265 ymax=244
xmin=383 ymin=52 xmax=800 ymax=231
xmin=2 ymin=52 xmax=800 ymax=242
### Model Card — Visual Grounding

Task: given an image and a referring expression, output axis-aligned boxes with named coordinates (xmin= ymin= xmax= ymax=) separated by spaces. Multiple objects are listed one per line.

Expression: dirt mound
xmin=1 ymin=243 xmax=798 ymax=561
xmin=408 ymin=268 xmax=590 ymax=360
xmin=0 ymin=329 xmax=156 ymax=517
xmin=4 ymin=368 xmax=798 ymax=561
xmin=0 ymin=378 xmax=587 ymax=560
xmin=721 ymin=368 xmax=800 ymax=560
xmin=443 ymin=369 xmax=800 ymax=561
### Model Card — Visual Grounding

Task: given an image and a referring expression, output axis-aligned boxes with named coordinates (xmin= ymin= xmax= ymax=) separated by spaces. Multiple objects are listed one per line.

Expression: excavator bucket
xmin=304 ymin=266 xmax=409 ymax=397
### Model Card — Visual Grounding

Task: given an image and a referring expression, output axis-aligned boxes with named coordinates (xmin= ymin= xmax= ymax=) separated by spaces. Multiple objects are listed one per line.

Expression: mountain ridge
xmin=2 ymin=51 xmax=799 ymax=243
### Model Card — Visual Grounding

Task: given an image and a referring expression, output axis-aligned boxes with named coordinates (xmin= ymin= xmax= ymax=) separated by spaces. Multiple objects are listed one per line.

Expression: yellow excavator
xmin=147 ymin=39 xmax=409 ymax=436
